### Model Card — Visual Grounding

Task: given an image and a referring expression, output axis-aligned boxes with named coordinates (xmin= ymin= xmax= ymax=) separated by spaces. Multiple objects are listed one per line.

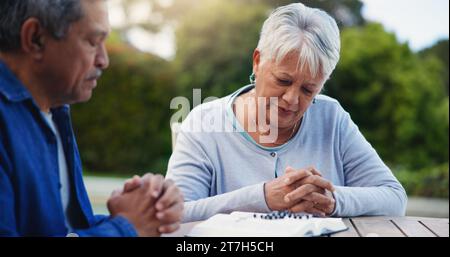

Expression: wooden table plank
xmin=351 ymin=216 xmax=449 ymax=222
xmin=391 ymin=218 xmax=437 ymax=237
xmin=420 ymin=220 xmax=449 ymax=237
xmin=351 ymin=218 xmax=405 ymax=237
xmin=330 ymin=218 xmax=360 ymax=237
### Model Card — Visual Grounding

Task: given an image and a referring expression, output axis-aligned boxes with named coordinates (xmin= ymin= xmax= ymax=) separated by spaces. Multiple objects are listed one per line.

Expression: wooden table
xmin=164 ymin=216 xmax=449 ymax=237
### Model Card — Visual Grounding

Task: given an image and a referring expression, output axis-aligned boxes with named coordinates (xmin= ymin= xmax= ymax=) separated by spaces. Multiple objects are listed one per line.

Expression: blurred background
xmin=72 ymin=0 xmax=449 ymax=217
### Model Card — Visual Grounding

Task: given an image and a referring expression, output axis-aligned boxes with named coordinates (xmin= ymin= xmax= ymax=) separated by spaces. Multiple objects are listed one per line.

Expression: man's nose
xmin=95 ymin=44 xmax=109 ymax=70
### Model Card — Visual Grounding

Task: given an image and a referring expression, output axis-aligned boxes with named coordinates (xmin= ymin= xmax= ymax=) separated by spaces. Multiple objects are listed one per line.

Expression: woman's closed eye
xmin=302 ymin=87 xmax=313 ymax=96
xmin=276 ymin=78 xmax=292 ymax=86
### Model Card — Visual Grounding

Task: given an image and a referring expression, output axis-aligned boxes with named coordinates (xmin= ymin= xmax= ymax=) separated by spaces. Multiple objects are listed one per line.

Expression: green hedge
xmin=394 ymin=163 xmax=449 ymax=198
xmin=71 ymin=40 xmax=176 ymax=175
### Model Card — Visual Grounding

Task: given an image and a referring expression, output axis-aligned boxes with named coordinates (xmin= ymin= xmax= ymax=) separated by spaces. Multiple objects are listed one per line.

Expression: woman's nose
xmin=281 ymin=86 xmax=299 ymax=105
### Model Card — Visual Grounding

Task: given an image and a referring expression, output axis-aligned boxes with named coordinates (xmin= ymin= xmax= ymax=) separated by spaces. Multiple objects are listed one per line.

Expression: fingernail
xmin=157 ymin=212 xmax=164 ymax=219
xmin=284 ymin=196 xmax=290 ymax=203
xmin=284 ymin=178 xmax=290 ymax=184
xmin=153 ymin=191 xmax=159 ymax=197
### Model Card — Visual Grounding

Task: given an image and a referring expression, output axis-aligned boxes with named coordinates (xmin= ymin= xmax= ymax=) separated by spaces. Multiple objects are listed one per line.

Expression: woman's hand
xmin=288 ymin=188 xmax=336 ymax=216
xmin=264 ymin=166 xmax=335 ymax=216
xmin=284 ymin=167 xmax=336 ymax=216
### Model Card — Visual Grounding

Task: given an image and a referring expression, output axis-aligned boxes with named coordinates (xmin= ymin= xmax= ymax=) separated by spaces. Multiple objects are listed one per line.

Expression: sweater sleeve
xmin=166 ymin=122 xmax=270 ymax=222
xmin=331 ymin=108 xmax=407 ymax=217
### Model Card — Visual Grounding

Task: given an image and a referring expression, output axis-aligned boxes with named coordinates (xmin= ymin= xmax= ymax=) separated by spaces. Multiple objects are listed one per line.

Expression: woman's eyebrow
xmin=304 ymin=83 xmax=319 ymax=88
xmin=273 ymin=72 xmax=293 ymax=79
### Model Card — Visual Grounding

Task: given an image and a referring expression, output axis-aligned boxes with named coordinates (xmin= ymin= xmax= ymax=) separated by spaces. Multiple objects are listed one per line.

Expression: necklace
xmin=262 ymin=117 xmax=300 ymax=146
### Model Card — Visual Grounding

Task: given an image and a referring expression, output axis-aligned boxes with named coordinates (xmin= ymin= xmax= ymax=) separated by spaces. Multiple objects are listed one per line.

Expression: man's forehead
xmin=77 ymin=0 xmax=110 ymax=34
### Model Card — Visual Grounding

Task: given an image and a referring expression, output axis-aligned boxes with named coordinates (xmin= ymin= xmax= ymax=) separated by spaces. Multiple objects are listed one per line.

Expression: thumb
xmin=285 ymin=166 xmax=296 ymax=173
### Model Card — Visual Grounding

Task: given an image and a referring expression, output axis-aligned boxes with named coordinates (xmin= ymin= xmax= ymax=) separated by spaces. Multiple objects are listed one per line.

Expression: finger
xmin=149 ymin=174 xmax=165 ymax=199
xmin=158 ymin=222 xmax=181 ymax=234
xmin=156 ymin=201 xmax=184 ymax=224
xmin=136 ymin=174 xmax=156 ymax=211
xmin=306 ymin=166 xmax=322 ymax=177
xmin=291 ymin=179 xmax=326 ymax=194
xmin=283 ymin=169 xmax=312 ymax=186
xmin=140 ymin=173 xmax=154 ymax=192
xmin=300 ymin=175 xmax=335 ymax=192
xmin=285 ymin=184 xmax=321 ymax=203
xmin=110 ymin=188 xmax=122 ymax=198
xmin=304 ymin=205 xmax=326 ymax=217
xmin=289 ymin=200 xmax=314 ymax=213
xmin=285 ymin=166 xmax=296 ymax=174
xmin=155 ymin=180 xmax=181 ymax=211
xmin=303 ymin=192 xmax=334 ymax=206
xmin=123 ymin=175 xmax=141 ymax=192
xmin=312 ymin=198 xmax=336 ymax=215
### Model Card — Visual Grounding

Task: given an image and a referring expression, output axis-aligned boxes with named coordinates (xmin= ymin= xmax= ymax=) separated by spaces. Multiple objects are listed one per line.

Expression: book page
xmin=187 ymin=211 xmax=348 ymax=237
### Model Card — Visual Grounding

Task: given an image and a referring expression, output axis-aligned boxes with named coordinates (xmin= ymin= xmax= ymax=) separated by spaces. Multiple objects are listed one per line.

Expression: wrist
xmin=263 ymin=182 xmax=274 ymax=211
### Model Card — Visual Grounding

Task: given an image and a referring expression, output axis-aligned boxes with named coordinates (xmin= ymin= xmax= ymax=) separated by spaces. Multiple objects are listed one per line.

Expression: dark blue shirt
xmin=0 ymin=60 xmax=137 ymax=236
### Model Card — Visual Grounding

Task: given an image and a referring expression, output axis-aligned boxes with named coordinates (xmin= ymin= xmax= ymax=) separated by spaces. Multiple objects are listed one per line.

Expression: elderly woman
xmin=166 ymin=3 xmax=407 ymax=222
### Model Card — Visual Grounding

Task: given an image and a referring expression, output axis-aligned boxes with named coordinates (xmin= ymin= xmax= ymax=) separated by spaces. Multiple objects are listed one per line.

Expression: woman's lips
xmin=278 ymin=106 xmax=297 ymax=115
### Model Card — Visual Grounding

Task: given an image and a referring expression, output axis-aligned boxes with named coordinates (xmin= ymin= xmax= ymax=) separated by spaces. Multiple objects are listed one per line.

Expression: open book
xmin=187 ymin=211 xmax=348 ymax=237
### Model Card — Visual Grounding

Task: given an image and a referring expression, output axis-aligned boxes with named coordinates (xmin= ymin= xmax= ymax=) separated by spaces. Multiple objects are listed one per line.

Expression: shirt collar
xmin=0 ymin=59 xmax=33 ymax=102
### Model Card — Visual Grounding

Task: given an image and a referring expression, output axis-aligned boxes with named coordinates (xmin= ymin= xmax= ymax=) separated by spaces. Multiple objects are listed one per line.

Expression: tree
xmin=174 ymin=0 xmax=270 ymax=99
xmin=325 ymin=23 xmax=448 ymax=169
xmin=419 ymin=39 xmax=449 ymax=96
xmin=71 ymin=36 xmax=177 ymax=174
xmin=253 ymin=0 xmax=365 ymax=27
xmin=114 ymin=0 xmax=365 ymax=50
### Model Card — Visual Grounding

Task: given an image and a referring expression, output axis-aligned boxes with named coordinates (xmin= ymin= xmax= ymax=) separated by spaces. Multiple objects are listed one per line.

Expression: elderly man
xmin=0 ymin=0 xmax=183 ymax=236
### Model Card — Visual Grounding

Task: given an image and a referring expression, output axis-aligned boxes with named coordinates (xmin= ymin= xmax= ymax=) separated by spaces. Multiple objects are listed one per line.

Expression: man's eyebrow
xmin=90 ymin=29 xmax=110 ymax=38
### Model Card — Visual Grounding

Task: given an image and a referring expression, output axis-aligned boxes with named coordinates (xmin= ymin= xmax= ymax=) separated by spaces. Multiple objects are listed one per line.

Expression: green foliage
xmin=254 ymin=0 xmax=365 ymax=27
xmin=174 ymin=0 xmax=269 ymax=99
xmin=394 ymin=163 xmax=449 ymax=198
xmin=325 ymin=23 xmax=449 ymax=169
xmin=419 ymin=39 xmax=449 ymax=95
xmin=71 ymin=37 xmax=176 ymax=175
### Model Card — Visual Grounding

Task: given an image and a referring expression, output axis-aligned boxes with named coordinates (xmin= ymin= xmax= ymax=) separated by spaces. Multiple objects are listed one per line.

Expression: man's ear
xmin=20 ymin=18 xmax=46 ymax=60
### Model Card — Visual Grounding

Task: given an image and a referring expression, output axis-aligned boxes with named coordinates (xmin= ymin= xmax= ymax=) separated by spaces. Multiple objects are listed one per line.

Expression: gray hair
xmin=0 ymin=0 xmax=84 ymax=52
xmin=256 ymin=3 xmax=340 ymax=79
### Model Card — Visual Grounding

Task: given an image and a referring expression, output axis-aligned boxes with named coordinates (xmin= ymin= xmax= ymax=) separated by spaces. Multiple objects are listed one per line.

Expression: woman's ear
xmin=252 ymin=49 xmax=261 ymax=75
xmin=20 ymin=18 xmax=46 ymax=60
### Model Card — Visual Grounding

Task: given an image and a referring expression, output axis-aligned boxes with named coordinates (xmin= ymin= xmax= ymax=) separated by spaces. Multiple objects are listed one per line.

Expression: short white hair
xmin=256 ymin=3 xmax=340 ymax=79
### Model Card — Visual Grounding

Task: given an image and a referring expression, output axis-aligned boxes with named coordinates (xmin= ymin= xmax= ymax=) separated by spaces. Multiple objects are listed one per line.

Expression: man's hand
xmin=154 ymin=179 xmax=184 ymax=233
xmin=107 ymin=173 xmax=163 ymax=237
xmin=121 ymin=174 xmax=184 ymax=234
